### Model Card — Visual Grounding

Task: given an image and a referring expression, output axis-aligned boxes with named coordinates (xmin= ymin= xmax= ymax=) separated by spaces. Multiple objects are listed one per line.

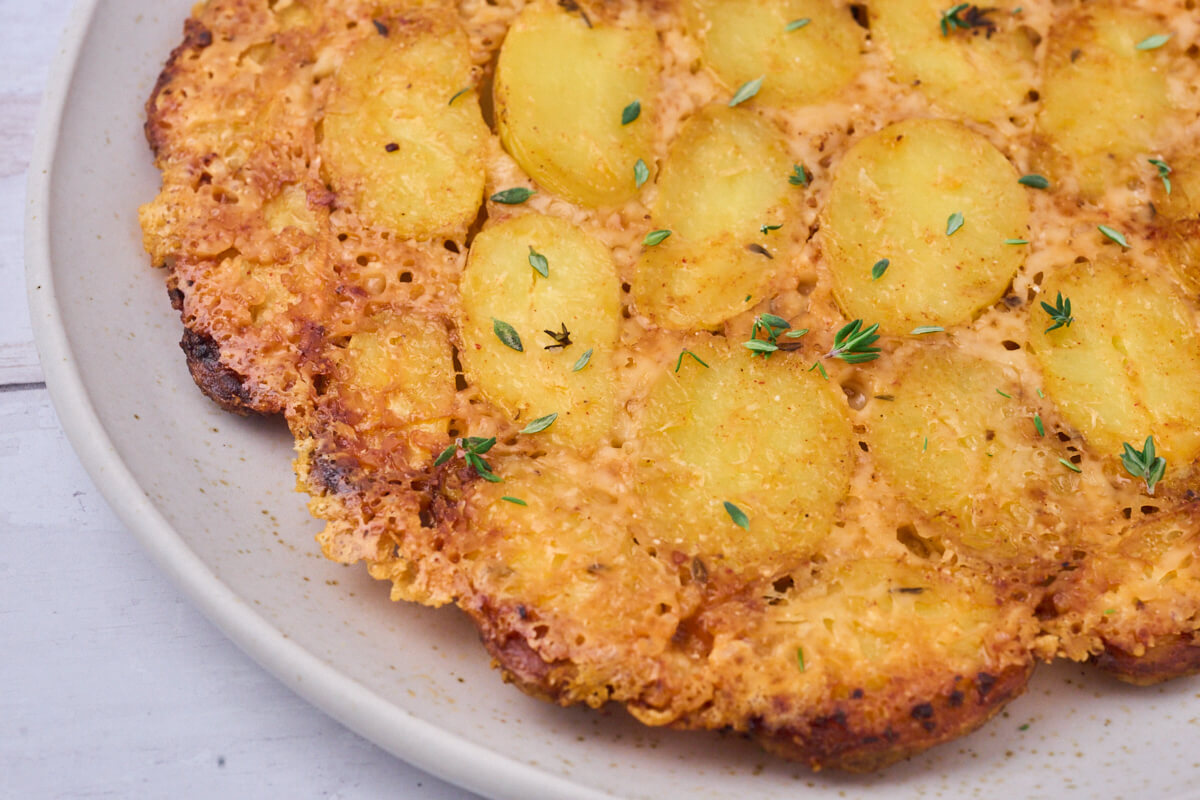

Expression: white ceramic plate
xmin=26 ymin=2 xmax=1200 ymax=797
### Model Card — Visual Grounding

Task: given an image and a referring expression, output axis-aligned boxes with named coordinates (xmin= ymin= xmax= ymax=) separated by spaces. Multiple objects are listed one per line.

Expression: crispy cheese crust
xmin=140 ymin=0 xmax=1200 ymax=771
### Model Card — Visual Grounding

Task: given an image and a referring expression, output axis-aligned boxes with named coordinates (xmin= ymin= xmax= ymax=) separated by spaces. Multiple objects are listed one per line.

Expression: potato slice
xmin=869 ymin=347 xmax=1078 ymax=560
xmin=321 ymin=9 xmax=488 ymax=238
xmin=494 ymin=0 xmax=658 ymax=208
xmin=459 ymin=213 xmax=620 ymax=451
xmin=871 ymin=0 xmax=1035 ymax=121
xmin=467 ymin=455 xmax=680 ymax=654
xmin=1031 ymin=257 xmax=1200 ymax=466
xmin=633 ymin=107 xmax=795 ymax=329
xmin=635 ymin=339 xmax=854 ymax=577
xmin=763 ymin=559 xmax=1010 ymax=681
xmin=823 ymin=119 xmax=1029 ymax=332
xmin=1035 ymin=3 xmax=1173 ymax=197
xmin=683 ymin=0 xmax=863 ymax=107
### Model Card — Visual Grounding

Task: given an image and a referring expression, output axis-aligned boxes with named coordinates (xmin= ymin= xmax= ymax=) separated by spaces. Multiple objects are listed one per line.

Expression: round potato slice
xmin=683 ymin=0 xmax=863 ymax=107
xmin=710 ymin=557 xmax=1034 ymax=769
xmin=466 ymin=455 xmax=681 ymax=668
xmin=459 ymin=213 xmax=620 ymax=451
xmin=871 ymin=0 xmax=1036 ymax=121
xmin=824 ymin=119 xmax=1029 ymax=332
xmin=635 ymin=340 xmax=854 ymax=578
xmin=869 ymin=347 xmax=1078 ymax=561
xmin=321 ymin=9 xmax=489 ymax=238
xmin=1031 ymin=257 xmax=1200 ymax=466
xmin=633 ymin=107 xmax=795 ymax=329
xmin=1034 ymin=3 xmax=1173 ymax=198
xmin=494 ymin=0 xmax=658 ymax=208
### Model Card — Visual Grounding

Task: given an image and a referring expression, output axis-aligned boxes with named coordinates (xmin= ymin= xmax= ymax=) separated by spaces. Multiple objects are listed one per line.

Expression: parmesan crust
xmin=140 ymin=0 xmax=1200 ymax=771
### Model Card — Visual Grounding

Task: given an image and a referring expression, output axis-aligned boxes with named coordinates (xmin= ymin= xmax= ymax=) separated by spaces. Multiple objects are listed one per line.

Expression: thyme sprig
xmin=1121 ymin=436 xmax=1167 ymax=495
xmin=743 ymin=313 xmax=807 ymax=357
xmin=1040 ymin=291 xmax=1074 ymax=333
xmin=826 ymin=319 xmax=882 ymax=364
xmin=434 ymin=436 xmax=502 ymax=482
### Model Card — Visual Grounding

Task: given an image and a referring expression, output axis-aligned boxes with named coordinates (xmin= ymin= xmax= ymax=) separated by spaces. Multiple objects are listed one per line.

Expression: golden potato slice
xmin=824 ymin=119 xmax=1029 ymax=331
xmin=459 ymin=213 xmax=620 ymax=451
xmin=762 ymin=559 xmax=1014 ymax=683
xmin=467 ymin=456 xmax=680 ymax=656
xmin=871 ymin=0 xmax=1035 ymax=121
xmin=1031 ymin=257 xmax=1200 ymax=466
xmin=869 ymin=347 xmax=1078 ymax=560
xmin=683 ymin=0 xmax=863 ymax=107
xmin=633 ymin=107 xmax=795 ymax=329
xmin=321 ymin=10 xmax=488 ymax=238
xmin=494 ymin=0 xmax=658 ymax=208
xmin=635 ymin=340 xmax=854 ymax=577
xmin=1035 ymin=3 xmax=1173 ymax=197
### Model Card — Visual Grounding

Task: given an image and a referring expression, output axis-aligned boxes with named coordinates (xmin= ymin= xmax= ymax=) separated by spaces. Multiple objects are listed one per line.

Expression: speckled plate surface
xmin=25 ymin=1 xmax=1200 ymax=797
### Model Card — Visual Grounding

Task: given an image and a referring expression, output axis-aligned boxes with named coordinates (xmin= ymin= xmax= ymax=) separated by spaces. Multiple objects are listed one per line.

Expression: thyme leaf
xmin=520 ymin=413 xmax=558 ymax=434
xmin=528 ymin=246 xmax=549 ymax=278
xmin=572 ymin=348 xmax=593 ymax=372
xmin=723 ymin=501 xmax=750 ymax=530
xmin=1040 ymin=291 xmax=1074 ymax=333
xmin=1121 ymin=436 xmax=1167 ymax=495
xmin=493 ymin=319 xmax=523 ymax=351
xmin=728 ymin=76 xmax=764 ymax=107
xmin=491 ymin=187 xmax=536 ymax=205
xmin=621 ymin=100 xmax=641 ymax=125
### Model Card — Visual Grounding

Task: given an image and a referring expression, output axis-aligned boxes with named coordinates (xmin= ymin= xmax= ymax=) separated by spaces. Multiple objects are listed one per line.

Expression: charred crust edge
xmin=144 ymin=17 xmax=213 ymax=158
xmin=1093 ymin=635 xmax=1200 ymax=686
xmin=179 ymin=327 xmax=268 ymax=416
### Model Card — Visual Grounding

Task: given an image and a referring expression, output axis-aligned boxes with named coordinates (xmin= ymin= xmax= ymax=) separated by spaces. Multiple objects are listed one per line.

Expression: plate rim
xmin=23 ymin=3 xmax=612 ymax=798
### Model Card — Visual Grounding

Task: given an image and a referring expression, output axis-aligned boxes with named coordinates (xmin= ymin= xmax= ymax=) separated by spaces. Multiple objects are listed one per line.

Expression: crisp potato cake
xmin=140 ymin=0 xmax=1200 ymax=771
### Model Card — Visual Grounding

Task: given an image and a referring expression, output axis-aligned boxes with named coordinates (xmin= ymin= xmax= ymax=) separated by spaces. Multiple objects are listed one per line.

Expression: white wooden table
xmin=1 ymin=5 xmax=478 ymax=797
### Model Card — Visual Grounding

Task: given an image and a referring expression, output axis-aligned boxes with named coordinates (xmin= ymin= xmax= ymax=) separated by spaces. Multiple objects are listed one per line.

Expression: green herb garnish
xmin=491 ymin=187 xmax=536 ymax=205
xmin=809 ymin=361 xmax=829 ymax=380
xmin=744 ymin=313 xmax=802 ymax=357
xmin=448 ymin=87 xmax=470 ymax=105
xmin=1149 ymin=157 xmax=1172 ymax=195
xmin=789 ymin=164 xmax=810 ymax=187
xmin=827 ymin=319 xmax=882 ymax=364
xmin=621 ymin=100 xmax=641 ymax=125
xmin=493 ymin=319 xmax=523 ymax=351
xmin=572 ymin=348 xmax=593 ymax=372
xmin=520 ymin=413 xmax=558 ymax=434
xmin=996 ymin=389 xmax=1012 ymax=398
xmin=785 ymin=18 xmax=811 ymax=32
xmin=528 ymin=246 xmax=549 ymax=278
xmin=1005 ymin=238 xmax=1030 ymax=245
xmin=1098 ymin=224 xmax=1129 ymax=248
xmin=728 ymin=76 xmax=764 ymax=107
xmin=946 ymin=211 xmax=965 ymax=236
xmin=872 ymin=258 xmax=890 ymax=280
xmin=1034 ymin=414 xmax=1045 ymax=437
xmin=643 ymin=229 xmax=671 ymax=246
xmin=723 ymin=501 xmax=750 ymax=530
xmin=1121 ymin=436 xmax=1167 ymax=495
xmin=634 ymin=158 xmax=650 ymax=188
xmin=911 ymin=326 xmax=944 ymax=335
xmin=796 ymin=647 xmax=806 ymax=671
xmin=1135 ymin=33 xmax=1171 ymax=51
xmin=1019 ymin=174 xmax=1050 ymax=189
xmin=501 ymin=496 xmax=528 ymax=506
xmin=542 ymin=323 xmax=572 ymax=350
xmin=436 ymin=437 xmax=502 ymax=482
xmin=675 ymin=349 xmax=709 ymax=373
xmin=1059 ymin=457 xmax=1081 ymax=474
xmin=1040 ymin=291 xmax=1074 ymax=333
xmin=761 ymin=223 xmax=782 ymax=234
